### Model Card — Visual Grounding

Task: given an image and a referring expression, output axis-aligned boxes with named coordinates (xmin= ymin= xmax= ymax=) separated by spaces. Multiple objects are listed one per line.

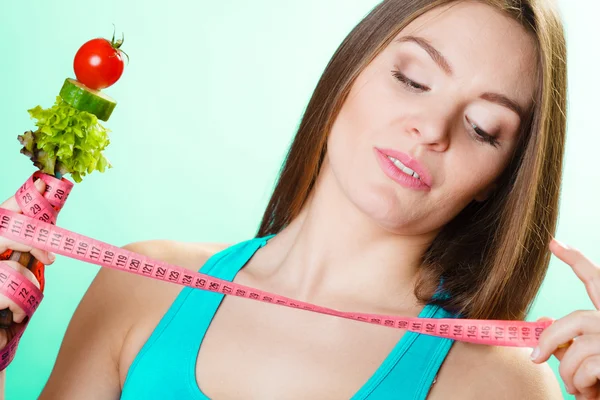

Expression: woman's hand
xmin=0 ymin=179 xmax=55 ymax=348
xmin=532 ymin=238 xmax=600 ymax=399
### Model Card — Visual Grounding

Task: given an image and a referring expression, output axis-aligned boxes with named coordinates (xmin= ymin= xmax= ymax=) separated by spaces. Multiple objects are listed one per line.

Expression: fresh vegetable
xmin=18 ymin=96 xmax=112 ymax=182
xmin=16 ymin=32 xmax=125 ymax=182
xmin=17 ymin=31 xmax=126 ymax=182
xmin=73 ymin=34 xmax=127 ymax=90
xmin=60 ymin=78 xmax=117 ymax=121
xmin=2 ymin=31 xmax=127 ymax=329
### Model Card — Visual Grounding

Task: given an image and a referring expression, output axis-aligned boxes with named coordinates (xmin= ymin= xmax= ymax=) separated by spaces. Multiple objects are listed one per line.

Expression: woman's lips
xmin=374 ymin=147 xmax=432 ymax=191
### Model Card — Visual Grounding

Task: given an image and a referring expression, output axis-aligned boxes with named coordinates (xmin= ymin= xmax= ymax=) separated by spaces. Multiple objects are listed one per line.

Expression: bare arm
xmin=39 ymin=246 xmax=143 ymax=399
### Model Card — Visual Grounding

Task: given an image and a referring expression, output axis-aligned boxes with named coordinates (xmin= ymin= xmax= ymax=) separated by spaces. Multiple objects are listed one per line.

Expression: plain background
xmin=0 ymin=0 xmax=598 ymax=398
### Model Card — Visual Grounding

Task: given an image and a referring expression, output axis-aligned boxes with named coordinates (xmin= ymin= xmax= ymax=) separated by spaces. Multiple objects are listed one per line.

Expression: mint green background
xmin=0 ymin=1 xmax=597 ymax=398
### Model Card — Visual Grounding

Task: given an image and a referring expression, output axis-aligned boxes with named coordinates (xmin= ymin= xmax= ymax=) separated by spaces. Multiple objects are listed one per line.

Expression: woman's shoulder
xmin=115 ymin=240 xmax=231 ymax=377
xmin=110 ymin=239 xmax=232 ymax=304
xmin=42 ymin=239 xmax=230 ymax=397
xmin=123 ymin=239 xmax=231 ymax=265
xmin=111 ymin=239 xmax=232 ymax=323
xmin=428 ymin=340 xmax=563 ymax=399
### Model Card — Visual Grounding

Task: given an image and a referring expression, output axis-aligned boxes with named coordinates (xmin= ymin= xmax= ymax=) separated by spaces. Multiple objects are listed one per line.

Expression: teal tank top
xmin=121 ymin=235 xmax=457 ymax=399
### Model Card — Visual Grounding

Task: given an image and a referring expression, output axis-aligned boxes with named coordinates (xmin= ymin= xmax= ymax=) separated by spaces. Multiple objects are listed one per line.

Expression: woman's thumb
xmin=33 ymin=178 xmax=46 ymax=194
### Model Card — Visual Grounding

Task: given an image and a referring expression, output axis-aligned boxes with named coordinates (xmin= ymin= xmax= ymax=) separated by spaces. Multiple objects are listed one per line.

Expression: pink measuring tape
xmin=0 ymin=172 xmax=553 ymax=370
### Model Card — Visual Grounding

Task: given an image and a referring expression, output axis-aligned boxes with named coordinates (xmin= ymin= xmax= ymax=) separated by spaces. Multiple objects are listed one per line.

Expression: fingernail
xmin=565 ymin=384 xmax=573 ymax=394
xmin=536 ymin=316 xmax=554 ymax=323
xmin=530 ymin=347 xmax=540 ymax=361
xmin=48 ymin=253 xmax=56 ymax=262
xmin=553 ymin=238 xmax=570 ymax=250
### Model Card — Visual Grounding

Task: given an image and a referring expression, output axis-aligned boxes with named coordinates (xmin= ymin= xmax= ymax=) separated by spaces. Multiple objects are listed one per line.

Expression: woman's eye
xmin=392 ymin=70 xmax=430 ymax=92
xmin=467 ymin=117 xmax=500 ymax=148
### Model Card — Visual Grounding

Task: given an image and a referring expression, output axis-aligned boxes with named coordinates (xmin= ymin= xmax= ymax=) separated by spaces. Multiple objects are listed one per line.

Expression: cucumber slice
xmin=59 ymin=78 xmax=117 ymax=121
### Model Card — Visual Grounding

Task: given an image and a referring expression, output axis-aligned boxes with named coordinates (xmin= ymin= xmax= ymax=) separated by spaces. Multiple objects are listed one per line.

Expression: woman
xmin=0 ymin=0 xmax=595 ymax=398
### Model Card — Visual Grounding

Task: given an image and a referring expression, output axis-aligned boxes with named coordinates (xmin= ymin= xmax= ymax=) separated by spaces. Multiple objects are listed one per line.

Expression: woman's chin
xmin=350 ymin=194 xmax=425 ymax=233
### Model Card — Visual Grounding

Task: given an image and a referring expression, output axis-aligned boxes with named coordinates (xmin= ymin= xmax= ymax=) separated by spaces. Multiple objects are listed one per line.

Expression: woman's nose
xmin=406 ymin=112 xmax=452 ymax=152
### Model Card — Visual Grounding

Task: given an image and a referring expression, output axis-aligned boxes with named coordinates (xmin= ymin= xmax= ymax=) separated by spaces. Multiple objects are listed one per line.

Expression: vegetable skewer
xmin=0 ymin=32 xmax=127 ymax=328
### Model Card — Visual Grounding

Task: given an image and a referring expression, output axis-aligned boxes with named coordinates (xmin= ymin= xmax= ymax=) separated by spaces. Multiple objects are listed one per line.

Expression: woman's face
xmin=325 ymin=0 xmax=538 ymax=235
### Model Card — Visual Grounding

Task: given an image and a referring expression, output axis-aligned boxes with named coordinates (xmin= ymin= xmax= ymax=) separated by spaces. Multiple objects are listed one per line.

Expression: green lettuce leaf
xmin=18 ymin=96 xmax=112 ymax=183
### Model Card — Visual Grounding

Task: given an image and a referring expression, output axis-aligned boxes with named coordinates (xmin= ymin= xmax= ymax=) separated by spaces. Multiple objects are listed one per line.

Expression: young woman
xmin=1 ymin=0 xmax=598 ymax=398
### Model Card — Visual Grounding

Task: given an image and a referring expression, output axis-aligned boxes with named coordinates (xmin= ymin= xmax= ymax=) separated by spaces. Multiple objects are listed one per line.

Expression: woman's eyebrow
xmin=394 ymin=35 xmax=524 ymax=119
xmin=395 ymin=35 xmax=454 ymax=75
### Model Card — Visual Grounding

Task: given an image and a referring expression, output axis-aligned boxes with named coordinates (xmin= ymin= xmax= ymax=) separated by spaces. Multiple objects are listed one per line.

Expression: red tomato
xmin=73 ymin=38 xmax=125 ymax=90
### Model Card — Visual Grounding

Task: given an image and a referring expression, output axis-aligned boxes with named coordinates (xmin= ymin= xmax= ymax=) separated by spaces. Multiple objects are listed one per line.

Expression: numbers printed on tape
xmin=0 ymin=171 xmax=71 ymax=370
xmin=0 ymin=172 xmax=555 ymax=370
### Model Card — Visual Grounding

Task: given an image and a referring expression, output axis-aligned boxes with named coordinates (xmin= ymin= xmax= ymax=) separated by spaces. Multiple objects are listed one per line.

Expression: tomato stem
xmin=109 ymin=24 xmax=129 ymax=65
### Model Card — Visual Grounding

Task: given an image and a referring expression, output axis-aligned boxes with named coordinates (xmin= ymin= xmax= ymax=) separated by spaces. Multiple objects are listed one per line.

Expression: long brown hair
xmin=256 ymin=0 xmax=567 ymax=321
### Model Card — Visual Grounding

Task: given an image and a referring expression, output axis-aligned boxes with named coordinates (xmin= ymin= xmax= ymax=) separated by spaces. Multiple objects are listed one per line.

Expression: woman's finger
xmin=29 ymin=247 xmax=56 ymax=265
xmin=532 ymin=310 xmax=600 ymax=363
xmin=0 ymin=237 xmax=55 ymax=265
xmin=553 ymin=346 xmax=568 ymax=362
xmin=0 ymin=178 xmax=46 ymax=213
xmin=550 ymin=238 xmax=600 ymax=310
xmin=0 ymin=179 xmax=54 ymax=264
xmin=557 ymin=335 xmax=600 ymax=395
xmin=535 ymin=316 xmax=569 ymax=361
xmin=572 ymin=354 xmax=600 ymax=399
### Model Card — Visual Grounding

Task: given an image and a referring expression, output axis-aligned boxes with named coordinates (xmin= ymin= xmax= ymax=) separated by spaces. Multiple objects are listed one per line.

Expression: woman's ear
xmin=474 ymin=183 xmax=498 ymax=202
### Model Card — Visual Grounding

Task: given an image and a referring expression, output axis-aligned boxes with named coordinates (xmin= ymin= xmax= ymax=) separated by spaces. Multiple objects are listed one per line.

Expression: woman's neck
xmin=257 ymin=162 xmax=440 ymax=313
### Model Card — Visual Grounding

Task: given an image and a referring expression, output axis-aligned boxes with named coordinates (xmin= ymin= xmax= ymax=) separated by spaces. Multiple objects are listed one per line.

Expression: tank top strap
xmin=357 ymin=286 xmax=458 ymax=400
xmin=200 ymin=234 xmax=274 ymax=277
xmin=121 ymin=235 xmax=274 ymax=399
xmin=404 ymin=305 xmax=457 ymax=400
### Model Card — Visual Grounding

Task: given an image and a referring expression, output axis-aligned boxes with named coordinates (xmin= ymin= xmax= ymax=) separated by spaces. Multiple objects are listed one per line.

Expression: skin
xmin=533 ymin=240 xmax=600 ymax=399
xmin=0 ymin=1 xmax=589 ymax=398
